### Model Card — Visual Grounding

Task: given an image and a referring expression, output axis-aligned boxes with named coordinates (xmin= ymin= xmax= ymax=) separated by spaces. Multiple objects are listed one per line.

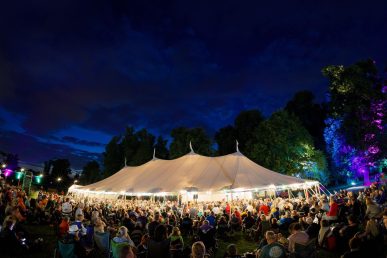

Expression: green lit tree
xmin=250 ymin=111 xmax=329 ymax=183
xmin=285 ymin=90 xmax=326 ymax=149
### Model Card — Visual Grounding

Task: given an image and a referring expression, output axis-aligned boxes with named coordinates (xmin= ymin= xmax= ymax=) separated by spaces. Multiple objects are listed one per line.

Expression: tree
xmin=234 ymin=110 xmax=264 ymax=155
xmin=154 ymin=136 xmax=169 ymax=159
xmin=103 ymin=136 xmax=124 ymax=177
xmin=0 ymin=152 xmax=19 ymax=171
xmin=50 ymin=159 xmax=72 ymax=190
xmin=131 ymin=129 xmax=155 ymax=165
xmin=322 ymin=60 xmax=386 ymax=184
xmin=250 ymin=111 xmax=329 ymax=183
xmin=43 ymin=160 xmax=53 ymax=176
xmin=169 ymin=127 xmax=212 ymax=158
xmin=103 ymin=128 xmax=165 ymax=178
xmin=285 ymin=91 xmax=326 ymax=149
xmin=80 ymin=161 xmax=101 ymax=185
xmin=214 ymin=125 xmax=237 ymax=155
xmin=51 ymin=159 xmax=71 ymax=179
xmin=121 ymin=127 xmax=139 ymax=166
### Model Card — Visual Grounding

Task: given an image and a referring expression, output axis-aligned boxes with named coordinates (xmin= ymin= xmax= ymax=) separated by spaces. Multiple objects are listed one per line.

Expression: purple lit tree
xmin=322 ymin=60 xmax=386 ymax=185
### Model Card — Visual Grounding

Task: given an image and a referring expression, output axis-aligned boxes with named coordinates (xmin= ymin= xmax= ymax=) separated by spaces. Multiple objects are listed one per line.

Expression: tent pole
xmin=303 ymin=189 xmax=308 ymax=200
xmin=308 ymin=188 xmax=316 ymax=197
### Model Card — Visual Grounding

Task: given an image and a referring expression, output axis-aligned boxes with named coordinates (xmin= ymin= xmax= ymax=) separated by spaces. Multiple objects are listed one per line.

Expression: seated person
xmin=242 ymin=211 xmax=255 ymax=230
xmin=113 ymin=226 xmax=135 ymax=247
xmin=199 ymin=220 xmax=213 ymax=233
xmin=136 ymin=234 xmax=150 ymax=255
xmin=318 ymin=219 xmax=330 ymax=246
xmin=223 ymin=244 xmax=242 ymax=258
xmin=278 ymin=212 xmax=293 ymax=230
xmin=339 ymin=215 xmax=359 ymax=245
xmin=0 ymin=216 xmax=21 ymax=254
xmin=58 ymin=216 xmax=70 ymax=238
xmin=169 ymin=227 xmax=184 ymax=249
xmin=229 ymin=214 xmax=241 ymax=231
xmin=94 ymin=217 xmax=106 ymax=233
xmin=324 ymin=198 xmax=338 ymax=221
xmin=269 ymin=218 xmax=279 ymax=233
xmin=130 ymin=222 xmax=144 ymax=246
xmin=191 ymin=241 xmax=206 ymax=258
xmin=304 ymin=217 xmax=320 ymax=239
xmin=72 ymin=213 xmax=87 ymax=236
xmin=340 ymin=236 xmax=363 ymax=258
xmin=257 ymin=231 xmax=287 ymax=258
xmin=287 ymin=223 xmax=309 ymax=253
xmin=180 ymin=214 xmax=193 ymax=236
xmin=120 ymin=245 xmax=136 ymax=258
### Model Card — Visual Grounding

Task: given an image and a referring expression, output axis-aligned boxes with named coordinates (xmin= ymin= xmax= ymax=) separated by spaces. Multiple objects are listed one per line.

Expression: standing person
xmin=62 ymin=198 xmax=72 ymax=217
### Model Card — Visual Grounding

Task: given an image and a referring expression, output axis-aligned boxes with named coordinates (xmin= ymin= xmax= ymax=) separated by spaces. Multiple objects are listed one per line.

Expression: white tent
xmin=69 ymin=149 xmax=319 ymax=201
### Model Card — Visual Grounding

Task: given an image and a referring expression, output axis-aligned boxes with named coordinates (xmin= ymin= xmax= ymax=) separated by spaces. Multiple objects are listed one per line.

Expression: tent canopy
xmin=70 ymin=150 xmax=318 ymax=195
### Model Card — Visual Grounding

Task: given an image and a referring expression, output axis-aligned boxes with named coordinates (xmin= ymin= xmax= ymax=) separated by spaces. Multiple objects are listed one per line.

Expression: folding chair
xmin=293 ymin=238 xmax=317 ymax=258
xmin=94 ymin=231 xmax=110 ymax=258
xmin=110 ymin=241 xmax=129 ymax=258
xmin=55 ymin=240 xmax=77 ymax=258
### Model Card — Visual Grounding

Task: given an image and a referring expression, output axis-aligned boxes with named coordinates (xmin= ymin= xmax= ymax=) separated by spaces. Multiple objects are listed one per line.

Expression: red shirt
xmin=234 ymin=210 xmax=241 ymax=220
xmin=327 ymin=202 xmax=338 ymax=217
xmin=259 ymin=205 xmax=270 ymax=216
xmin=59 ymin=220 xmax=69 ymax=237
xmin=225 ymin=204 xmax=231 ymax=214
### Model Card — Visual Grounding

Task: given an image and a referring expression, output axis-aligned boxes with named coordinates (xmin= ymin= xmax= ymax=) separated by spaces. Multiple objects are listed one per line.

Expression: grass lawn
xmin=18 ymin=225 xmax=340 ymax=258
xmin=19 ymin=224 xmax=57 ymax=258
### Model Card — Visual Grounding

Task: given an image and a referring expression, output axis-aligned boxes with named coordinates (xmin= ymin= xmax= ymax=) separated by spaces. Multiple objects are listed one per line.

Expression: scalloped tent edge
xmin=69 ymin=151 xmax=321 ymax=200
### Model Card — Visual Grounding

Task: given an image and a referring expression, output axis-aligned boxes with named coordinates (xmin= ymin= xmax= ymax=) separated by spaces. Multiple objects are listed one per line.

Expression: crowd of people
xmin=0 ymin=176 xmax=386 ymax=258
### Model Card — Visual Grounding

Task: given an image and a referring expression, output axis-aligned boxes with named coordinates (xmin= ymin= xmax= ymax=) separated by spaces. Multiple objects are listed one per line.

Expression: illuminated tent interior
xmin=69 ymin=146 xmax=320 ymax=201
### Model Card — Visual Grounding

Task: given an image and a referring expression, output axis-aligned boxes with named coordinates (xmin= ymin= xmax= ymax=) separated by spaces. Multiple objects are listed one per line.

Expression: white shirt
xmin=62 ymin=202 xmax=72 ymax=214
xmin=75 ymin=207 xmax=84 ymax=217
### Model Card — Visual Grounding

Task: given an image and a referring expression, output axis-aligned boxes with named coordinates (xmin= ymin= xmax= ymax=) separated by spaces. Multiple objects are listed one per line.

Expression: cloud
xmin=0 ymin=130 xmax=101 ymax=169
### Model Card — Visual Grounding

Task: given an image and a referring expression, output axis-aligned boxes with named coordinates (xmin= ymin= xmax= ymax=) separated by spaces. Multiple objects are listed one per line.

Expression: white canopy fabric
xmin=69 ymin=150 xmax=318 ymax=195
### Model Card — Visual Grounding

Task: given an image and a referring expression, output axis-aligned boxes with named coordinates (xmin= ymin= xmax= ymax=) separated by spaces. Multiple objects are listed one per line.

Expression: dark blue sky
xmin=0 ymin=0 xmax=386 ymax=168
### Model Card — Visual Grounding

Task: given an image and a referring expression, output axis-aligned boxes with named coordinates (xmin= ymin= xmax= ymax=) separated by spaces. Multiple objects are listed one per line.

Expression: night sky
xmin=0 ymin=0 xmax=386 ymax=168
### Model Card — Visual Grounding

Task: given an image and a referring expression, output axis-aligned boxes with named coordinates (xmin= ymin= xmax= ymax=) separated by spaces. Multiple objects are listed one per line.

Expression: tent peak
xmin=189 ymin=141 xmax=195 ymax=154
xmin=152 ymin=148 xmax=156 ymax=160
